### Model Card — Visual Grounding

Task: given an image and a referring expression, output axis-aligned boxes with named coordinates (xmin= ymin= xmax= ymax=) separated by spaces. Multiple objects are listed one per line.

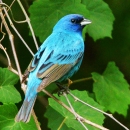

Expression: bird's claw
xmin=58 ymin=85 xmax=70 ymax=96
xmin=56 ymin=78 xmax=72 ymax=96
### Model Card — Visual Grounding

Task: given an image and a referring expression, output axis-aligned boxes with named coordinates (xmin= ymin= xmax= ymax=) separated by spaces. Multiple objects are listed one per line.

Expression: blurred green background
xmin=0 ymin=0 xmax=130 ymax=129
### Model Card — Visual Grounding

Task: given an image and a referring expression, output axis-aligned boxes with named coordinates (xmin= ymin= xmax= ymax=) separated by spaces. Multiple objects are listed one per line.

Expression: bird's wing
xmin=36 ymin=54 xmax=83 ymax=92
xmin=35 ymin=32 xmax=84 ymax=91
xmin=23 ymin=32 xmax=84 ymax=90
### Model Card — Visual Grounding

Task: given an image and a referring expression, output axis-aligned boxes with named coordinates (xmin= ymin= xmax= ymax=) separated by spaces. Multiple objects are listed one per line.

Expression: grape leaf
xmin=48 ymin=90 xmax=105 ymax=130
xmin=92 ymin=62 xmax=130 ymax=116
xmin=45 ymin=106 xmax=74 ymax=130
xmin=81 ymin=0 xmax=115 ymax=41
xmin=29 ymin=0 xmax=90 ymax=43
xmin=0 ymin=104 xmax=37 ymax=130
xmin=0 ymin=68 xmax=21 ymax=103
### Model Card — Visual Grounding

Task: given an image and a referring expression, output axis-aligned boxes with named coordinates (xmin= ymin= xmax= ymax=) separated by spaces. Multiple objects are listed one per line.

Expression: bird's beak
xmin=80 ymin=18 xmax=92 ymax=26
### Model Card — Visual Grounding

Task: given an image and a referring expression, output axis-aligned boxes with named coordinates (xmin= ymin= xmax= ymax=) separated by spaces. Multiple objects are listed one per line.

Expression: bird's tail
xmin=15 ymin=95 xmax=37 ymax=123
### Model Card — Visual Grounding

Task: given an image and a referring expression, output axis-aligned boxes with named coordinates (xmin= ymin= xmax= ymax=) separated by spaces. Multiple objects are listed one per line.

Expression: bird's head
xmin=53 ymin=14 xmax=91 ymax=34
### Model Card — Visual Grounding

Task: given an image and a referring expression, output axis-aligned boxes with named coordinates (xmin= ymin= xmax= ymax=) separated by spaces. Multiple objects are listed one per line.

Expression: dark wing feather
xmin=37 ymin=63 xmax=73 ymax=92
xmin=22 ymin=47 xmax=46 ymax=83
xmin=36 ymin=54 xmax=83 ymax=92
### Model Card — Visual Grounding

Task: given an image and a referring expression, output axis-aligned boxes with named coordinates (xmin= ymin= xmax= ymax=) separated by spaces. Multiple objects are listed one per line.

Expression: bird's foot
xmin=56 ymin=82 xmax=70 ymax=96
xmin=57 ymin=85 xmax=70 ymax=96
xmin=56 ymin=79 xmax=72 ymax=96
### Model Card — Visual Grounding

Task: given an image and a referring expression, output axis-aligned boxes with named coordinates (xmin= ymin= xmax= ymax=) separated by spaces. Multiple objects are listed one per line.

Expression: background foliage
xmin=0 ymin=0 xmax=130 ymax=130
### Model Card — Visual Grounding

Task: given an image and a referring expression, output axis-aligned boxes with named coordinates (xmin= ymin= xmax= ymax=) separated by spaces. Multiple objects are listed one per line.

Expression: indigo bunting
xmin=15 ymin=14 xmax=91 ymax=122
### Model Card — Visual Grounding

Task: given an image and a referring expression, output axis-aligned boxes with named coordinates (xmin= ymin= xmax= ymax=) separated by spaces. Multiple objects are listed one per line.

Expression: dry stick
xmin=68 ymin=91 xmax=129 ymax=130
xmin=0 ymin=6 xmax=22 ymax=81
xmin=64 ymin=93 xmax=88 ymax=130
xmin=0 ymin=1 xmax=34 ymax=56
xmin=3 ymin=8 xmax=34 ymax=56
xmin=64 ymin=77 xmax=92 ymax=87
xmin=32 ymin=110 xmax=41 ymax=130
xmin=16 ymin=0 xmax=39 ymax=50
xmin=71 ymin=77 xmax=92 ymax=84
xmin=0 ymin=44 xmax=11 ymax=66
xmin=0 ymin=28 xmax=17 ymax=71
xmin=0 ymin=43 xmax=19 ymax=75
xmin=42 ymin=88 xmax=109 ymax=130
xmin=0 ymin=23 xmax=5 ymax=41
xmin=2 ymin=0 xmax=38 ymax=51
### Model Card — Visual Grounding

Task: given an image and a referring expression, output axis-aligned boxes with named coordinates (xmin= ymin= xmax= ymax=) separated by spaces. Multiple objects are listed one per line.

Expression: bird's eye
xmin=71 ymin=19 xmax=76 ymax=23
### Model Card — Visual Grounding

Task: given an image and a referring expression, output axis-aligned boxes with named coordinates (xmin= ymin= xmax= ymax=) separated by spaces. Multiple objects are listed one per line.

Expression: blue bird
xmin=15 ymin=14 xmax=91 ymax=122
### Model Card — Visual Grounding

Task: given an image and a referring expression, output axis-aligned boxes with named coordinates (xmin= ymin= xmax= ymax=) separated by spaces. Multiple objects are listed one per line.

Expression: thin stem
xmin=65 ymin=77 xmax=92 ymax=87
xmin=57 ymin=118 xmax=67 ymax=130
xmin=64 ymin=93 xmax=88 ymax=130
xmin=72 ymin=77 xmax=92 ymax=84
xmin=68 ymin=91 xmax=129 ymax=130
xmin=64 ymin=93 xmax=77 ymax=117
xmin=0 ymin=44 xmax=11 ymax=66
xmin=0 ymin=6 xmax=22 ymax=81
xmin=0 ymin=23 xmax=6 ymax=41
xmin=16 ymin=0 xmax=39 ymax=50
xmin=32 ymin=110 xmax=41 ymax=130
xmin=78 ymin=118 xmax=88 ymax=130
xmin=0 ymin=2 xmax=34 ymax=56
xmin=42 ymin=89 xmax=109 ymax=130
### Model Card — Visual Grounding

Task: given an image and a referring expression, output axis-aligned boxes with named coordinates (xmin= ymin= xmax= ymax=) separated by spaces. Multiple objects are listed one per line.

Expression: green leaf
xmin=48 ymin=90 xmax=105 ymax=130
xmin=0 ymin=68 xmax=21 ymax=103
xmin=45 ymin=106 xmax=74 ymax=130
xmin=92 ymin=62 xmax=130 ymax=116
xmin=29 ymin=0 xmax=90 ymax=43
xmin=0 ymin=104 xmax=37 ymax=130
xmin=81 ymin=0 xmax=115 ymax=41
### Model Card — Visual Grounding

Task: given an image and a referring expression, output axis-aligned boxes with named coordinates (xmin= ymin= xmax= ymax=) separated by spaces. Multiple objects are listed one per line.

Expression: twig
xmin=0 ymin=44 xmax=11 ymax=67
xmin=65 ymin=77 xmax=92 ymax=87
xmin=0 ymin=23 xmax=5 ymax=41
xmin=0 ymin=1 xmax=34 ymax=56
xmin=64 ymin=93 xmax=88 ymax=130
xmin=16 ymin=0 xmax=39 ymax=50
xmin=0 ymin=5 xmax=22 ymax=81
xmin=0 ymin=44 xmax=20 ymax=74
xmin=68 ymin=91 xmax=129 ymax=130
xmin=32 ymin=110 xmax=41 ymax=130
xmin=1 ymin=0 xmax=38 ymax=53
xmin=42 ymin=88 xmax=109 ymax=130
xmin=72 ymin=77 xmax=92 ymax=84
